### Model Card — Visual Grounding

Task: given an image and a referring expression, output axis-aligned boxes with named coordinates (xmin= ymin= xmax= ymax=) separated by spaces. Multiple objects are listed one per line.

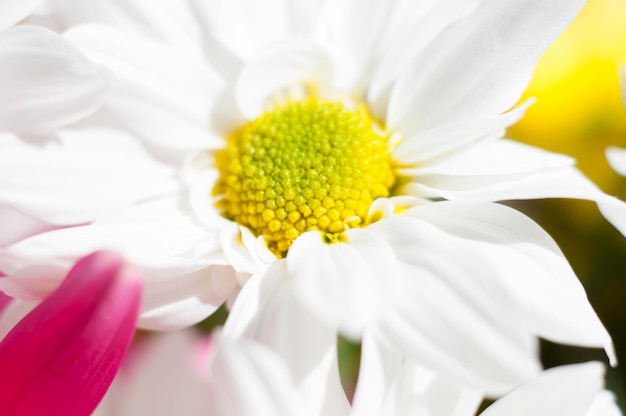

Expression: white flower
xmin=0 ymin=0 xmax=620 ymax=394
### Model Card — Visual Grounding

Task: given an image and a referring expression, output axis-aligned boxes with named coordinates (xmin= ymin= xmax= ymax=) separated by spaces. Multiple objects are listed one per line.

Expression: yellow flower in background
xmin=509 ymin=0 xmax=626 ymax=193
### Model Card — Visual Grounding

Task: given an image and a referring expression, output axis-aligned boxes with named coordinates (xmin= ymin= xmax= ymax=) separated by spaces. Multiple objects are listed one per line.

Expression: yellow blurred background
xmin=507 ymin=0 xmax=626 ymax=408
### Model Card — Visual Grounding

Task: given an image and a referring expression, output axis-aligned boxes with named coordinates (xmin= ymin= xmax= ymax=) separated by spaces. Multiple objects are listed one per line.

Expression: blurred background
xmin=506 ymin=0 xmax=626 ymax=410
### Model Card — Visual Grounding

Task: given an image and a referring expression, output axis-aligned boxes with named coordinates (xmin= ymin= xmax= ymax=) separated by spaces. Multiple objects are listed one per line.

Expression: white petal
xmin=365 ymin=0 xmax=482 ymax=118
xmin=208 ymin=332 xmax=307 ymax=416
xmin=318 ymin=0 xmax=480 ymax=97
xmin=235 ymin=40 xmax=333 ymax=120
xmin=351 ymin=332 xmax=401 ymax=415
xmin=0 ymin=257 xmax=70 ymax=301
xmin=402 ymin=139 xmax=574 ymax=179
xmin=138 ymin=264 xmax=237 ymax=330
xmin=606 ymin=146 xmax=626 ymax=176
xmin=0 ymin=197 xmax=236 ymax=328
xmin=369 ymin=216 xmax=541 ymax=396
xmin=66 ymin=23 xmax=224 ymax=151
xmin=387 ymin=0 xmax=585 ymax=136
xmin=0 ymin=26 xmax=111 ymax=134
xmin=0 ymin=0 xmax=44 ymax=30
xmin=0 ymin=142 xmax=175 ymax=225
xmin=224 ymin=260 xmax=346 ymax=411
xmin=480 ymin=362 xmax=606 ymax=416
xmin=407 ymin=161 xmax=626 ymax=239
xmin=0 ymin=204 xmax=58 ymax=247
xmin=408 ymin=201 xmax=615 ymax=364
xmin=353 ymin=332 xmax=482 ymax=416
xmin=286 ymin=229 xmax=394 ymax=340
xmin=3 ymin=197 xmax=221 ymax=272
xmin=393 ymin=102 xmax=532 ymax=165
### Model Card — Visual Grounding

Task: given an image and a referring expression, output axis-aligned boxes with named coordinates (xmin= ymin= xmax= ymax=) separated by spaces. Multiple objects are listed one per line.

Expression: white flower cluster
xmin=0 ymin=0 xmax=625 ymax=414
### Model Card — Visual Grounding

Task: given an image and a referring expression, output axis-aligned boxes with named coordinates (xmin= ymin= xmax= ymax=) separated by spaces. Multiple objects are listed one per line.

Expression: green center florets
xmin=213 ymin=98 xmax=395 ymax=258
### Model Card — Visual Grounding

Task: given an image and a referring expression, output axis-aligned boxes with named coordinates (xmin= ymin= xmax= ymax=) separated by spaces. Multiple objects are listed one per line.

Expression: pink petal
xmin=0 ymin=251 xmax=143 ymax=415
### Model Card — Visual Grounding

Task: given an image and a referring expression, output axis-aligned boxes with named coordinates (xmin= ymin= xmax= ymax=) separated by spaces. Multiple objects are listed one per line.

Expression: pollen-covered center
xmin=213 ymin=98 xmax=395 ymax=258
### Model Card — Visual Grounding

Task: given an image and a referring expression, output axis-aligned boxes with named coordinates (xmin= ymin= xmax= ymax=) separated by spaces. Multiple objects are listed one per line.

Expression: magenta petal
xmin=0 ymin=251 xmax=143 ymax=416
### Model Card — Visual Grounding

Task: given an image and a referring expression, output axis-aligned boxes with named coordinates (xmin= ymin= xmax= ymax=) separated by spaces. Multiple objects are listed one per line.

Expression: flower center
xmin=213 ymin=98 xmax=395 ymax=257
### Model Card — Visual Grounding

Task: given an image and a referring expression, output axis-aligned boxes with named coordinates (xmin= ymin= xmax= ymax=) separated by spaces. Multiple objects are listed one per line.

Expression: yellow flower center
xmin=213 ymin=98 xmax=395 ymax=257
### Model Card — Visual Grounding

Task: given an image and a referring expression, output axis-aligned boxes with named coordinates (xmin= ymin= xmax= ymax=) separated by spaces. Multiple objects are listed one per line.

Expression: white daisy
xmin=0 ymin=0 xmax=620 ymax=394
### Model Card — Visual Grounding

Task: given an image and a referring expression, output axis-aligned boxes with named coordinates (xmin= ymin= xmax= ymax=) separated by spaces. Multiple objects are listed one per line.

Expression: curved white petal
xmin=286 ymin=229 xmax=395 ymax=340
xmin=0 ymin=257 xmax=70 ymax=301
xmin=317 ymin=0 xmax=480 ymax=98
xmin=393 ymin=102 xmax=532 ymax=165
xmin=138 ymin=264 xmax=237 ymax=330
xmin=408 ymin=201 xmax=616 ymax=364
xmin=0 ymin=142 xmax=175 ymax=225
xmin=480 ymin=362 xmax=607 ymax=416
xmin=2 ymin=197 xmax=222 ymax=272
xmin=407 ymin=160 xmax=626 ymax=239
xmin=387 ymin=0 xmax=585 ymax=137
xmin=0 ymin=204 xmax=59 ymax=247
xmin=208 ymin=333 xmax=308 ymax=416
xmin=365 ymin=0 xmax=482 ymax=118
xmin=0 ymin=26 xmax=111 ymax=134
xmin=224 ymin=260 xmax=349 ymax=416
xmin=0 ymin=0 xmax=44 ymax=31
xmin=369 ymin=216 xmax=541 ymax=396
xmin=402 ymin=138 xmax=574 ymax=180
xmin=235 ymin=40 xmax=333 ymax=120
xmin=65 ymin=23 xmax=225 ymax=151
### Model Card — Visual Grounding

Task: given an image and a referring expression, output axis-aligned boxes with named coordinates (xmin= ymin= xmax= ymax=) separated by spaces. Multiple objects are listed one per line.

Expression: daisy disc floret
xmin=213 ymin=98 xmax=396 ymax=257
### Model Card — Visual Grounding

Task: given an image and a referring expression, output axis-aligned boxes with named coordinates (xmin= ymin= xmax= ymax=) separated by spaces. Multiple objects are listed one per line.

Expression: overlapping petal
xmin=65 ymin=23 xmax=225 ymax=152
xmin=0 ymin=143 xmax=175 ymax=225
xmin=368 ymin=216 xmax=541 ymax=395
xmin=224 ymin=261 xmax=349 ymax=414
xmin=406 ymin=201 xmax=615 ymax=362
xmin=0 ymin=26 xmax=112 ymax=134
xmin=0 ymin=197 xmax=237 ymax=329
xmin=386 ymin=0 xmax=586 ymax=136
